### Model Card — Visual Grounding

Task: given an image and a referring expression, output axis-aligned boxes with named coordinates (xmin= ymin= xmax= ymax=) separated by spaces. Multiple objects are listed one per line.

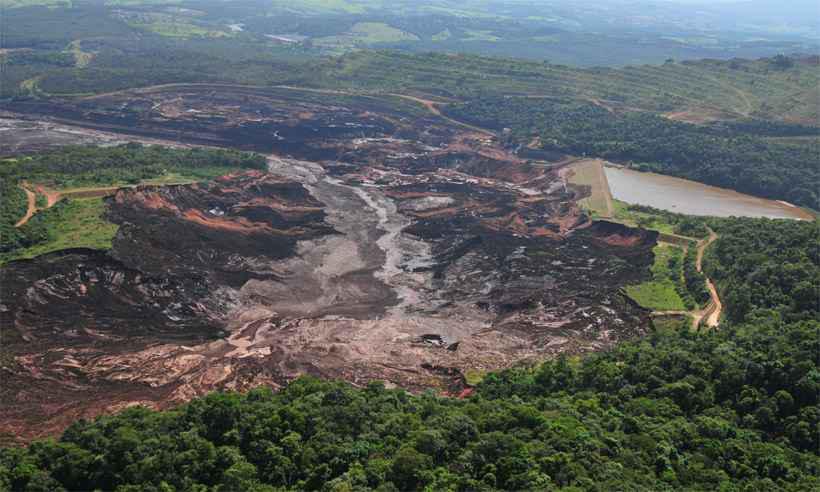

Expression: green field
xmin=129 ymin=20 xmax=228 ymax=38
xmin=2 ymin=198 xmax=118 ymax=263
xmin=611 ymin=200 xmax=676 ymax=234
xmin=351 ymin=22 xmax=418 ymax=43
xmin=625 ymin=243 xmax=688 ymax=311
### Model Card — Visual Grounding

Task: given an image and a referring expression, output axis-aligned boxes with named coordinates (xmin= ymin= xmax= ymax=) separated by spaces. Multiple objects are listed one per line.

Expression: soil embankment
xmin=561 ymin=159 xmax=614 ymax=217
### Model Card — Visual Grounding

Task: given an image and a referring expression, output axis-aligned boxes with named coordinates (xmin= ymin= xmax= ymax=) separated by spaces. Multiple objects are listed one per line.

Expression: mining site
xmin=0 ymin=86 xmax=657 ymax=441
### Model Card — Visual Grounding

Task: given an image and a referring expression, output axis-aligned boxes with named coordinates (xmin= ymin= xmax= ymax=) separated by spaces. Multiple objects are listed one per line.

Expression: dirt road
xmin=390 ymin=93 xmax=496 ymax=136
xmin=651 ymin=227 xmax=722 ymax=329
xmin=696 ymin=228 xmax=722 ymax=328
xmin=14 ymin=185 xmax=37 ymax=227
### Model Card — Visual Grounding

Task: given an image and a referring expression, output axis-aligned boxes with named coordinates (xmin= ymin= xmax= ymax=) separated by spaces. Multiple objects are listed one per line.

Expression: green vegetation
xmin=313 ymin=22 xmax=419 ymax=50
xmin=0 ymin=181 xmax=31 ymax=254
xmin=683 ymin=244 xmax=710 ymax=308
xmin=625 ymin=244 xmax=687 ymax=311
xmin=617 ymin=202 xmax=714 ymax=311
xmin=447 ymin=96 xmax=819 ymax=209
xmin=1 ymin=7 xmax=818 ymax=490
xmin=1 ymin=216 xmax=818 ymax=491
xmin=2 ymin=318 xmax=818 ymax=490
xmin=705 ymin=217 xmax=820 ymax=324
xmin=350 ymin=22 xmax=418 ymax=43
xmin=1 ymin=144 xmax=267 ymax=189
xmin=131 ymin=20 xmax=224 ymax=39
xmin=1 ymin=198 xmax=119 ymax=264
xmin=463 ymin=369 xmax=485 ymax=387
xmin=0 ymin=144 xmax=267 ymax=261
xmin=611 ymin=201 xmax=710 ymax=238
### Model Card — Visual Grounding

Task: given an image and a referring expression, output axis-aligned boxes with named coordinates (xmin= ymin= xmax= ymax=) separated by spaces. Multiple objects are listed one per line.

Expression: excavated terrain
xmin=1 ymin=86 xmax=657 ymax=442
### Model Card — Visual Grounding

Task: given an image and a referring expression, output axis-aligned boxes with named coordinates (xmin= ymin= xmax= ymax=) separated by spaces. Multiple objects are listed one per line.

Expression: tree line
xmin=1 ymin=218 xmax=818 ymax=491
xmin=445 ymin=97 xmax=819 ymax=210
xmin=0 ymin=144 xmax=267 ymax=259
xmin=2 ymin=144 xmax=267 ymax=189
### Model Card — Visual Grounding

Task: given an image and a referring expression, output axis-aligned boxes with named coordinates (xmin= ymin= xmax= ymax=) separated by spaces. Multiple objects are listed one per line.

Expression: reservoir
xmin=604 ymin=166 xmax=814 ymax=220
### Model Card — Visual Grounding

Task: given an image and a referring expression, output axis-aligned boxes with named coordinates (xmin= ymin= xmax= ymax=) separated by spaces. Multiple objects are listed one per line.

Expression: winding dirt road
xmin=654 ymin=228 xmax=722 ymax=329
xmin=390 ymin=93 xmax=496 ymax=136
xmin=696 ymin=228 xmax=722 ymax=328
xmin=14 ymin=185 xmax=37 ymax=227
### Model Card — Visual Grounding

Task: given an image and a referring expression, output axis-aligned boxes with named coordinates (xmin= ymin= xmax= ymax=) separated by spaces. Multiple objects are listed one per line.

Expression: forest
xmin=0 ymin=181 xmax=38 ymax=256
xmin=705 ymin=218 xmax=819 ymax=324
xmin=1 ymin=218 xmax=817 ymax=491
xmin=1 ymin=144 xmax=267 ymax=188
xmin=445 ymin=97 xmax=820 ymax=210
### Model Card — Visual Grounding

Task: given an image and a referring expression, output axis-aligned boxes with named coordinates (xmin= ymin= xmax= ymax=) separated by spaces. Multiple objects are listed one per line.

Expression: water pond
xmin=604 ymin=167 xmax=813 ymax=220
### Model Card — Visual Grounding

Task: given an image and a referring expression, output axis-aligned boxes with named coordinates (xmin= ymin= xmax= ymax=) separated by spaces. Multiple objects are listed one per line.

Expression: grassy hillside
xmin=319 ymin=52 xmax=820 ymax=124
xmin=3 ymin=5 xmax=818 ymax=123
xmin=1 ymin=198 xmax=119 ymax=264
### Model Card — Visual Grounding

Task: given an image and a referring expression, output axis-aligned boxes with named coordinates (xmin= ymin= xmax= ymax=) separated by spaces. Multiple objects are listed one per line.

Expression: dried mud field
xmin=0 ymin=87 xmax=658 ymax=442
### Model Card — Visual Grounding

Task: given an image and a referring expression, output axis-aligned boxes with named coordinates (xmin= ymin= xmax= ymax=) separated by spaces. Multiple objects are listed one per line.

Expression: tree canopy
xmin=1 ymin=218 xmax=818 ymax=491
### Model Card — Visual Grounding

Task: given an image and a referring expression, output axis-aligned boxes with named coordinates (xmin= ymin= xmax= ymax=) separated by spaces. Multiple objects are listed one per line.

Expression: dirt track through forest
xmin=14 ymin=185 xmax=37 ymax=227
xmin=697 ymin=228 xmax=722 ymax=328
xmin=390 ymin=94 xmax=496 ymax=136
xmin=654 ymin=227 xmax=722 ymax=329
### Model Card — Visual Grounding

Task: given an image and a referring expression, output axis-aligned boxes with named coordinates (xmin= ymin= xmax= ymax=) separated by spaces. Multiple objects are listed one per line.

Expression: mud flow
xmin=0 ymin=86 xmax=656 ymax=442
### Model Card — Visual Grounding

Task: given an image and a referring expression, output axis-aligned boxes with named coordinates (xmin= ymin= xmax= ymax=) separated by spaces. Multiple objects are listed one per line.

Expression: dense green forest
xmin=445 ymin=97 xmax=820 ymax=209
xmin=0 ymin=181 xmax=39 ymax=255
xmin=1 ymin=144 xmax=267 ymax=189
xmin=705 ymin=218 xmax=820 ymax=324
xmin=682 ymin=246 xmax=710 ymax=307
xmin=1 ymin=218 xmax=818 ymax=491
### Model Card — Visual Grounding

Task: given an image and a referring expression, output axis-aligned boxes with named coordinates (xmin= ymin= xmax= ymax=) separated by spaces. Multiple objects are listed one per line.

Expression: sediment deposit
xmin=0 ymin=86 xmax=657 ymax=441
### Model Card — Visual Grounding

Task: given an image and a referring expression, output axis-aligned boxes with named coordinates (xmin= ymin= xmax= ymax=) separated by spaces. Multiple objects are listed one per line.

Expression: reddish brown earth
xmin=0 ymin=86 xmax=658 ymax=443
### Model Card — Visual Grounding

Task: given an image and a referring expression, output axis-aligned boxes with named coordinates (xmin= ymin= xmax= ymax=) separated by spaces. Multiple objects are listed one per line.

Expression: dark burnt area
xmin=390 ymin=180 xmax=656 ymax=344
xmin=0 ymin=248 xmax=220 ymax=343
xmin=1 ymin=172 xmax=333 ymax=348
xmin=105 ymin=172 xmax=334 ymax=284
xmin=1 ymin=86 xmax=417 ymax=156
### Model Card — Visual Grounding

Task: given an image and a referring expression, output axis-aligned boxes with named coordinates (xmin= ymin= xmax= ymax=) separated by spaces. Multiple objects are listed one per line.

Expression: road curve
xmin=697 ymin=228 xmax=722 ymax=328
xmin=14 ymin=185 xmax=37 ymax=227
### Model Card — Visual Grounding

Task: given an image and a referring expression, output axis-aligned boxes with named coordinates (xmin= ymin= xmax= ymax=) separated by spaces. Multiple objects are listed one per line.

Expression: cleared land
xmin=5 ymin=197 xmax=118 ymax=263
xmin=564 ymin=159 xmax=613 ymax=217
xmin=625 ymin=243 xmax=687 ymax=311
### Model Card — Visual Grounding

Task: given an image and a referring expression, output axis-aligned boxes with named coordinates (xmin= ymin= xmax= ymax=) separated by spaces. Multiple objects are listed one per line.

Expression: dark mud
xmin=1 ymin=86 xmax=657 ymax=442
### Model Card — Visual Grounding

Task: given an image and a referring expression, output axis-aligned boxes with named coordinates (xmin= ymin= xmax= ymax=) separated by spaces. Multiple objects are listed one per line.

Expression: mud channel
xmin=0 ymin=87 xmax=658 ymax=442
